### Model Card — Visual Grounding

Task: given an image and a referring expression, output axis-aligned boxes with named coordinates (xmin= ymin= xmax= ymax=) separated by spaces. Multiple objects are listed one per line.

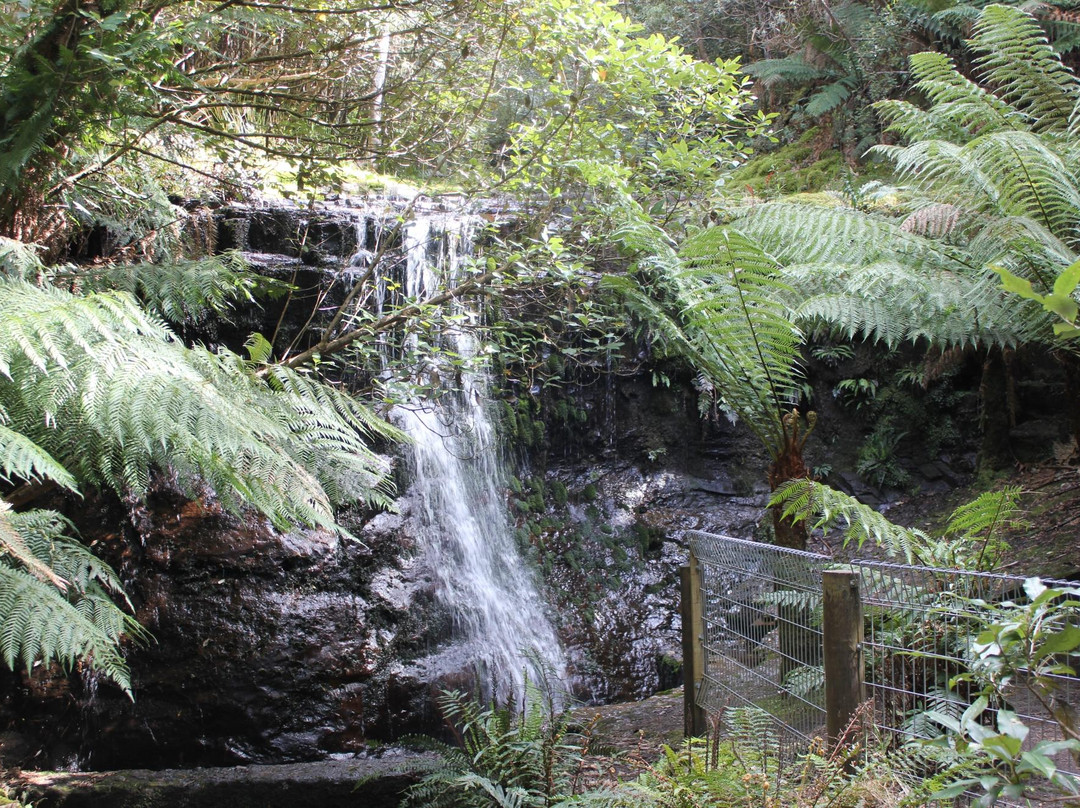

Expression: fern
xmin=939 ymin=486 xmax=1024 ymax=570
xmin=604 ymin=210 xmax=806 ymax=458
xmin=0 ymin=502 xmax=138 ymax=693
xmin=0 ymin=419 xmax=77 ymax=491
xmin=0 ymin=266 xmax=401 ymax=689
xmin=54 ymin=253 xmax=288 ymax=324
xmin=0 ymin=278 xmax=397 ymax=531
xmin=804 ymin=78 xmax=857 ymax=117
xmin=743 ymin=55 xmax=831 ymax=87
xmin=770 ymin=478 xmax=931 ymax=563
xmin=972 ymin=5 xmax=1080 ymax=133
xmin=403 ymin=685 xmax=591 ymax=808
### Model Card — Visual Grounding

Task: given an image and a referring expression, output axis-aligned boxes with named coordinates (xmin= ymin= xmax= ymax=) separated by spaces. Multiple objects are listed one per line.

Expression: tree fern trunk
xmin=768 ymin=438 xmax=821 ymax=682
xmin=978 ymin=348 xmax=1013 ymax=471
xmin=768 ymin=439 xmax=809 ymax=551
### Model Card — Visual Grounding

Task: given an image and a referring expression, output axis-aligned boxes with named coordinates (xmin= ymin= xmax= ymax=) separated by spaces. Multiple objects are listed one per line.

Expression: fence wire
xmin=687 ymin=530 xmax=1080 ymax=783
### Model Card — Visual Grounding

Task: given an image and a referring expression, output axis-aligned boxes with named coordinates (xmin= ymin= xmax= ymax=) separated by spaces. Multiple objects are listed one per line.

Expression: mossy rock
xmin=728 ymin=128 xmax=846 ymax=197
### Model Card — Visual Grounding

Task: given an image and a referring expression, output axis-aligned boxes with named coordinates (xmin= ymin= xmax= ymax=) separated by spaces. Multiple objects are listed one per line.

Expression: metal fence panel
xmin=687 ymin=530 xmax=1080 ymax=782
xmin=687 ymin=530 xmax=829 ymax=758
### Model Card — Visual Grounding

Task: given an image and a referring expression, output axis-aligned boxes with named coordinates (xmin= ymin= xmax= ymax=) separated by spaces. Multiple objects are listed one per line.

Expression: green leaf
xmin=993 ymin=266 xmax=1040 ymax=301
xmin=1019 ymin=750 xmax=1056 ymax=779
xmin=931 ymin=779 xmax=979 ymax=800
xmin=1044 ymin=294 xmax=1079 ymax=323
xmin=1052 ymin=258 xmax=1080 ymax=298
xmin=1035 ymin=626 xmax=1080 ymax=659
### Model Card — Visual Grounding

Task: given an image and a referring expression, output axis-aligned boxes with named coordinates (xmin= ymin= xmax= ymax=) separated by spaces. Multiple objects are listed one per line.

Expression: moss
xmin=582 ymin=484 xmax=598 ymax=502
xmin=728 ymin=128 xmax=846 ymax=197
xmin=550 ymin=480 xmax=568 ymax=507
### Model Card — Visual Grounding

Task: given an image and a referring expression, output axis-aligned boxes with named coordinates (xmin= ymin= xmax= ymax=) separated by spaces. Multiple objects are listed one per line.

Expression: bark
xmin=0 ymin=0 xmax=109 ymax=243
xmin=766 ymin=410 xmax=820 ymax=680
xmin=977 ymin=348 xmax=1014 ymax=471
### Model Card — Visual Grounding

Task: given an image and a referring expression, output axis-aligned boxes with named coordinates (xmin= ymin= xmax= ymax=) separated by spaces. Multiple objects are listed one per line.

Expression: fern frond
xmin=944 ymin=486 xmax=1025 ymax=540
xmin=743 ymin=55 xmax=832 ymax=87
xmin=792 ymin=259 xmax=1035 ymax=348
xmin=0 ymin=420 xmax=77 ymax=491
xmin=0 ymin=504 xmax=136 ymax=694
xmin=805 ymin=78 xmax=856 ymax=117
xmin=876 ymin=51 xmax=1018 ymax=142
xmin=0 ymin=278 xmax=396 ymax=532
xmin=604 ymin=212 xmax=806 ymax=457
xmin=972 ymin=5 xmax=1080 ymax=133
xmin=680 ymin=227 xmax=805 ymax=423
xmin=0 ymin=237 xmax=45 ymax=279
xmin=770 ymin=479 xmax=932 ymax=563
xmin=730 ymin=202 xmax=968 ymax=272
xmin=0 ymin=501 xmax=67 ymax=590
xmin=57 ymin=253 xmax=287 ymax=323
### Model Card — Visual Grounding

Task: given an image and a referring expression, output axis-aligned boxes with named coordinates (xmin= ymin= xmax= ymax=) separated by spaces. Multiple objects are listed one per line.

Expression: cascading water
xmin=383 ymin=211 xmax=567 ymax=704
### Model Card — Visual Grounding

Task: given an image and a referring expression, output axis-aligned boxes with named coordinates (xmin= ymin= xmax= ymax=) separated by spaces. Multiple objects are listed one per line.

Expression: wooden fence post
xmin=823 ymin=567 xmax=864 ymax=749
xmin=681 ymin=548 xmax=707 ymax=737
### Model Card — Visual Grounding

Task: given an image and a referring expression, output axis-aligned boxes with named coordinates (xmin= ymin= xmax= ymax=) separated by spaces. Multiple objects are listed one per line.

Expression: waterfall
xmin=385 ymin=211 xmax=567 ymax=704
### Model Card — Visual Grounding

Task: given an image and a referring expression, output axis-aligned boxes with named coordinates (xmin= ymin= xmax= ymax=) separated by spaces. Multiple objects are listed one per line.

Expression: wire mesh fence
xmin=686 ymin=529 xmax=1080 ymax=783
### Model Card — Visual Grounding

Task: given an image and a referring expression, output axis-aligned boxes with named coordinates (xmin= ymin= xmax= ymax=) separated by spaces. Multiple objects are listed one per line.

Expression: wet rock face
xmin=528 ymin=382 xmax=773 ymax=704
xmin=0 ymin=482 xmax=456 ymax=770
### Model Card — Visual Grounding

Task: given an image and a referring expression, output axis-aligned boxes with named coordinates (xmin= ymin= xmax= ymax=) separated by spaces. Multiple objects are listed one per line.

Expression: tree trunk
xmin=767 ymin=414 xmax=820 ymax=681
xmin=977 ymin=348 xmax=1014 ymax=471
xmin=0 ymin=0 xmax=115 ymax=243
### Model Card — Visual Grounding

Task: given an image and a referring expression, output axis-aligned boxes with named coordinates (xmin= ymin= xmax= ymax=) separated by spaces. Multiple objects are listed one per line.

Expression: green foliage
xmin=855 ymin=425 xmax=910 ymax=489
xmin=403 ymin=686 xmax=596 ymax=808
xmin=925 ymin=578 xmax=1080 ymax=805
xmin=867 ymin=6 xmax=1080 ymax=342
xmin=49 ymin=254 xmax=287 ymax=325
xmin=0 ymin=239 xmax=403 ymax=689
xmin=743 ymin=0 xmax=913 ymax=149
xmin=0 ymin=502 xmax=141 ymax=693
xmin=490 ymin=0 xmax=771 ymax=220
xmin=0 ymin=277 xmax=396 ymax=528
xmin=773 ymin=478 xmax=1023 ymax=572
xmin=604 ymin=208 xmax=805 ymax=461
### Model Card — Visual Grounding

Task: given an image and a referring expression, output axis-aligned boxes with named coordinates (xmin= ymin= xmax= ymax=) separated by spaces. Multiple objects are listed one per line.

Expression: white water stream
xmin=385 ymin=213 xmax=567 ymax=704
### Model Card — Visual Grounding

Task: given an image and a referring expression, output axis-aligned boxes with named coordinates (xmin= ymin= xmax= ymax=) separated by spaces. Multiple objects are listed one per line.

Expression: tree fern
xmin=0 ymin=419 xmax=76 ymax=491
xmin=53 ymin=254 xmax=287 ymax=324
xmin=875 ymin=51 xmax=1018 ymax=143
xmin=971 ymin=4 xmax=1080 ymax=132
xmin=604 ymin=213 xmax=805 ymax=459
xmin=865 ymin=5 xmax=1080 ymax=337
xmin=743 ymin=55 xmax=832 ymax=87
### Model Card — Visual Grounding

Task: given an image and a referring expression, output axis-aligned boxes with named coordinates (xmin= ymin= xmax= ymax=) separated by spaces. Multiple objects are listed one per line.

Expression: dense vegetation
xmin=3 ymin=0 xmax=1080 ymax=803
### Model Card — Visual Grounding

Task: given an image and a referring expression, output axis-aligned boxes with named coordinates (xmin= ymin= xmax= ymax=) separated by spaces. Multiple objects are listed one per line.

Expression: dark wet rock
xmin=1010 ymin=417 xmax=1070 ymax=463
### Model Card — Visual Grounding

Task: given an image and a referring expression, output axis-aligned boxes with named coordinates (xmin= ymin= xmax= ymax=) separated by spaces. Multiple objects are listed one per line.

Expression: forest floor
xmin=571 ymin=687 xmax=685 ymax=786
